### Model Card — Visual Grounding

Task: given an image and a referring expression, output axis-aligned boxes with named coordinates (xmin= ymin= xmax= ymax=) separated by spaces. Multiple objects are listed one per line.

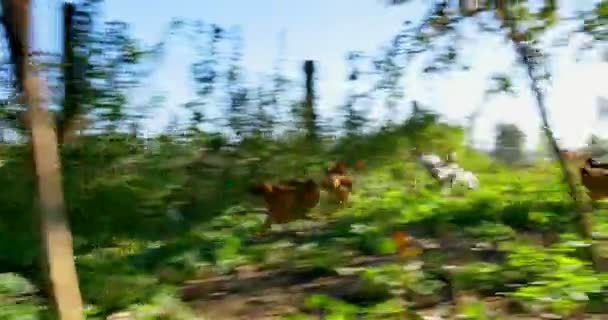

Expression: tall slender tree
xmin=301 ymin=60 xmax=320 ymax=142
xmin=225 ymin=27 xmax=249 ymax=137
xmin=0 ymin=1 xmax=84 ymax=319
xmin=342 ymin=51 xmax=368 ymax=136
xmin=59 ymin=3 xmax=78 ymax=144
xmin=494 ymin=1 xmax=601 ymax=269
xmin=188 ymin=23 xmax=222 ymax=135
xmin=386 ymin=0 xmax=607 ymax=271
xmin=494 ymin=123 xmax=526 ymax=165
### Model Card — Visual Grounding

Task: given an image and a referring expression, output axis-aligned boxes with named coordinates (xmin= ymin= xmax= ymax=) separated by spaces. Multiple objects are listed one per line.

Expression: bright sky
xmin=30 ymin=0 xmax=607 ymax=150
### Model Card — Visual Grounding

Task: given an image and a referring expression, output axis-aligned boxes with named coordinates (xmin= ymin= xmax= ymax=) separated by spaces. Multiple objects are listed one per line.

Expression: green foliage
xmin=493 ymin=123 xmax=526 ymax=166
xmin=501 ymin=242 xmax=607 ymax=316
xmin=464 ymin=223 xmax=516 ymax=242
xmin=296 ymin=294 xmax=409 ymax=320
xmin=457 ymin=298 xmax=503 ymax=320
xmin=455 ymin=262 xmax=505 ymax=294
xmin=0 ymin=273 xmax=37 ymax=297
xmin=1 ymin=0 xmax=607 ymax=318
xmin=361 ymin=263 xmax=445 ymax=298
xmin=303 ymin=294 xmax=361 ymax=318
xmin=0 ymin=304 xmax=43 ymax=320
xmin=0 ymin=273 xmax=44 ymax=320
xmin=124 ymin=289 xmax=196 ymax=320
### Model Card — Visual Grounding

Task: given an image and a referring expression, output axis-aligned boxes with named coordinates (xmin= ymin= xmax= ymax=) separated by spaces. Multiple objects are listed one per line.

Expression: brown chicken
xmin=580 ymin=157 xmax=608 ymax=201
xmin=321 ymin=161 xmax=354 ymax=204
xmin=249 ymin=179 xmax=320 ymax=232
xmin=327 ymin=161 xmax=348 ymax=175
xmin=354 ymin=159 xmax=365 ymax=172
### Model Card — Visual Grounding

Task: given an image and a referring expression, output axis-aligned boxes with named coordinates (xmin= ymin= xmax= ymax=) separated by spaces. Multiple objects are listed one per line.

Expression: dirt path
xmin=178 ymin=225 xmax=606 ymax=319
xmin=180 ymin=257 xmax=386 ymax=319
xmin=179 ymin=247 xmax=475 ymax=319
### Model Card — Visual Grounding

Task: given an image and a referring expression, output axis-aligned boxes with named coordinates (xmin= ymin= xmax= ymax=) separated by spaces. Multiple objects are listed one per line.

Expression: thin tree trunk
xmin=495 ymin=2 xmax=605 ymax=270
xmin=303 ymin=60 xmax=318 ymax=142
xmin=1 ymin=0 xmax=85 ymax=318
xmin=517 ymin=46 xmax=602 ymax=268
xmin=26 ymin=68 xmax=85 ymax=320
xmin=59 ymin=2 xmax=75 ymax=145
xmin=59 ymin=2 xmax=86 ymax=145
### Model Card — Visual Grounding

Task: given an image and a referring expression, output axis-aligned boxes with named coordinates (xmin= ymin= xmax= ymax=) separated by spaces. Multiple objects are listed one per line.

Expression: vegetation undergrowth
xmin=1 ymin=117 xmax=607 ymax=319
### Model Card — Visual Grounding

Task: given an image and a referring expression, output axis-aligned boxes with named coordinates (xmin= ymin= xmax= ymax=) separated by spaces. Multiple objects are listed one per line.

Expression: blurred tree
xmin=25 ymin=0 xmax=152 ymax=142
xmin=87 ymin=20 xmax=145 ymax=132
xmin=0 ymin=0 xmax=84 ymax=319
xmin=494 ymin=123 xmax=525 ymax=165
xmin=299 ymin=60 xmax=320 ymax=142
xmin=341 ymin=96 xmax=367 ymax=137
xmin=188 ymin=23 xmax=222 ymax=135
xmin=342 ymin=51 xmax=368 ymax=136
xmin=251 ymin=31 xmax=288 ymax=138
xmin=385 ymin=0 xmax=607 ymax=270
xmin=250 ymin=84 xmax=275 ymax=138
xmin=401 ymin=101 xmax=464 ymax=155
xmin=225 ymin=27 xmax=250 ymax=138
xmin=58 ymin=1 xmax=97 ymax=144
xmin=466 ymin=73 xmax=515 ymax=149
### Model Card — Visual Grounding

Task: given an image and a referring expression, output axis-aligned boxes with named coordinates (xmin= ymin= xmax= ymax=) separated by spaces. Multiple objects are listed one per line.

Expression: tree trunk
xmin=495 ymin=2 xmax=605 ymax=271
xmin=0 ymin=0 xmax=85 ymax=318
xmin=26 ymin=69 xmax=85 ymax=320
xmin=59 ymin=2 xmax=86 ymax=145
xmin=520 ymin=51 xmax=603 ymax=269
xmin=302 ymin=60 xmax=319 ymax=142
